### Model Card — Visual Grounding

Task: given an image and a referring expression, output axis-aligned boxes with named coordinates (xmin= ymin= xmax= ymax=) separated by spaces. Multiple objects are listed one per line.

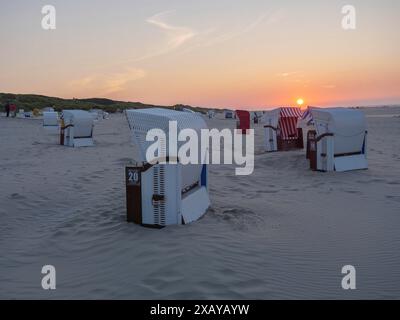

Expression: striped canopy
xmin=280 ymin=107 xmax=303 ymax=118
xmin=278 ymin=107 xmax=303 ymax=140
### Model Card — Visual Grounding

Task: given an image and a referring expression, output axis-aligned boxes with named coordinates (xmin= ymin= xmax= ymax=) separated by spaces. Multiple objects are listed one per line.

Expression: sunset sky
xmin=0 ymin=0 xmax=399 ymax=109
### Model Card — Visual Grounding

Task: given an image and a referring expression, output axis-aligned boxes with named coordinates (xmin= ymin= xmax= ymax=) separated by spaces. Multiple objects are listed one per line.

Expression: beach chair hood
xmin=263 ymin=107 xmax=303 ymax=139
xmin=126 ymin=108 xmax=208 ymax=190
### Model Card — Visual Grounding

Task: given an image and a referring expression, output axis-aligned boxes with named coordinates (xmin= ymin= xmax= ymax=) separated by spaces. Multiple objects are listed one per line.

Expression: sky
xmin=0 ymin=0 xmax=399 ymax=109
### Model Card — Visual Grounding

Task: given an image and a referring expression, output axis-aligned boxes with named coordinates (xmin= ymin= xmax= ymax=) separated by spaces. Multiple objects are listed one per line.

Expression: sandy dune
xmin=0 ymin=107 xmax=399 ymax=299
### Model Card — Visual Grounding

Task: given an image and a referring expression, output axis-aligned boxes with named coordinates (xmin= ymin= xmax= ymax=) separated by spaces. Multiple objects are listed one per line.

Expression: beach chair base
xmin=126 ymin=162 xmax=210 ymax=227
xmin=308 ymin=133 xmax=368 ymax=172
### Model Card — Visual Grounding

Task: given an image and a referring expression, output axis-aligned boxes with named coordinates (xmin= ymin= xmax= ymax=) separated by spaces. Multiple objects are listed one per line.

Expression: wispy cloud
xmin=68 ymin=11 xmax=194 ymax=95
xmin=89 ymin=11 xmax=196 ymax=69
xmin=199 ymin=9 xmax=285 ymax=48
xmin=322 ymin=84 xmax=337 ymax=89
xmin=277 ymin=71 xmax=299 ymax=77
xmin=69 ymin=68 xmax=146 ymax=95
xmin=104 ymin=68 xmax=146 ymax=94
xmin=91 ymin=9 xmax=281 ymax=70
xmin=147 ymin=11 xmax=196 ymax=49
xmin=69 ymin=76 xmax=96 ymax=87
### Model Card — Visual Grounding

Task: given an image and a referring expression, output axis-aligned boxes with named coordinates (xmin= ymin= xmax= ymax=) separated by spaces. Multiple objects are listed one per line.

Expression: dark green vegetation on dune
xmin=0 ymin=93 xmax=207 ymax=113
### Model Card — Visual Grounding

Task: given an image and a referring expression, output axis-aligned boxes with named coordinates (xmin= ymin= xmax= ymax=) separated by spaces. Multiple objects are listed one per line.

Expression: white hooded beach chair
xmin=125 ymin=108 xmax=210 ymax=227
xmin=17 ymin=109 xmax=25 ymax=118
xmin=60 ymin=110 xmax=94 ymax=147
xmin=307 ymin=108 xmax=368 ymax=172
xmin=43 ymin=111 xmax=59 ymax=133
xmin=207 ymin=110 xmax=215 ymax=119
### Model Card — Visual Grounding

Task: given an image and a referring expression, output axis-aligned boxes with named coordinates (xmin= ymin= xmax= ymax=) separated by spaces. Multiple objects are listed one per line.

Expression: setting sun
xmin=296 ymin=98 xmax=304 ymax=106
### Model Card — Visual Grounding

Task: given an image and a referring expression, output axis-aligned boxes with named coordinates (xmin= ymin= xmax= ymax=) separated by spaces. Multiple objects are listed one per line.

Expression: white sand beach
xmin=0 ymin=107 xmax=399 ymax=299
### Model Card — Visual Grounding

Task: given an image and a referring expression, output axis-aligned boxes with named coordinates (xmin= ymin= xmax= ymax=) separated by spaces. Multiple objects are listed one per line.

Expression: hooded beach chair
xmin=43 ymin=111 xmax=59 ymax=133
xmin=263 ymin=107 xmax=304 ymax=152
xmin=60 ymin=110 xmax=95 ymax=147
xmin=236 ymin=110 xmax=251 ymax=134
xmin=125 ymin=108 xmax=210 ymax=227
xmin=306 ymin=108 xmax=368 ymax=172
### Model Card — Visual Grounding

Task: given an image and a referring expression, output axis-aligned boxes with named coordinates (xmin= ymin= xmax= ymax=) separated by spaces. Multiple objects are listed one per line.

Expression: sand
xmin=0 ymin=107 xmax=400 ymax=299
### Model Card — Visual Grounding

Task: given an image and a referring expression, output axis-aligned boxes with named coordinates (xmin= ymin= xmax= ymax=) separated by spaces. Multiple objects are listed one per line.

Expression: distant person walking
xmin=5 ymin=102 xmax=10 ymax=117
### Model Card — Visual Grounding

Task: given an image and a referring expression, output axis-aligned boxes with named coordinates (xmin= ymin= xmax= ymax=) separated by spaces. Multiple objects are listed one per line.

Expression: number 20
xmin=128 ymin=171 xmax=139 ymax=182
